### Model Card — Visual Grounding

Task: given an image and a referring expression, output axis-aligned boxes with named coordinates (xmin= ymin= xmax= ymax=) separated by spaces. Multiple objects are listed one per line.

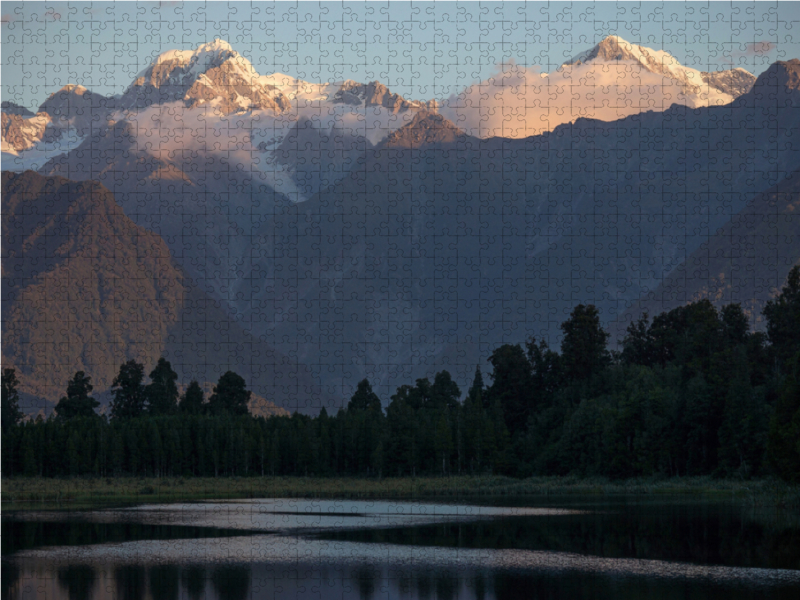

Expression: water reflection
xmin=114 ymin=566 xmax=146 ymax=600
xmin=57 ymin=566 xmax=96 ymax=600
xmin=2 ymin=562 xmax=19 ymax=600
xmin=471 ymin=573 xmax=487 ymax=600
xmin=2 ymin=559 xmax=798 ymax=600
xmin=2 ymin=521 xmax=255 ymax=557
xmin=3 ymin=498 xmax=799 ymax=600
xmin=149 ymin=566 xmax=179 ymax=600
xmin=210 ymin=566 xmax=250 ymax=600
xmin=181 ymin=566 xmax=206 ymax=600
xmin=352 ymin=565 xmax=376 ymax=600
xmin=319 ymin=505 xmax=800 ymax=570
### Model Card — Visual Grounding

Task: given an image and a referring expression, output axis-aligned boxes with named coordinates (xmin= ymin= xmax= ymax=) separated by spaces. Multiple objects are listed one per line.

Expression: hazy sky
xmin=3 ymin=1 xmax=799 ymax=111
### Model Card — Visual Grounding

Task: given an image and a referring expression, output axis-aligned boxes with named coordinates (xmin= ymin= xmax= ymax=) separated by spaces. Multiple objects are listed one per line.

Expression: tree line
xmin=4 ymin=266 xmax=800 ymax=481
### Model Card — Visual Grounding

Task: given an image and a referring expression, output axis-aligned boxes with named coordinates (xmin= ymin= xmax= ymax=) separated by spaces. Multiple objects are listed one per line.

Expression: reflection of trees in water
xmin=181 ymin=566 xmax=206 ymax=600
xmin=394 ymin=569 xmax=412 ymax=595
xmin=316 ymin=565 xmax=339 ymax=596
xmin=471 ymin=573 xmax=487 ymax=600
xmin=435 ymin=571 xmax=457 ymax=600
xmin=57 ymin=565 xmax=96 ymax=600
xmin=210 ymin=565 xmax=250 ymax=600
xmin=2 ymin=563 xmax=20 ymax=600
xmin=351 ymin=565 xmax=377 ymax=600
xmin=324 ymin=510 xmax=800 ymax=571
xmin=149 ymin=566 xmax=179 ymax=600
xmin=416 ymin=572 xmax=432 ymax=600
xmin=114 ymin=566 xmax=146 ymax=600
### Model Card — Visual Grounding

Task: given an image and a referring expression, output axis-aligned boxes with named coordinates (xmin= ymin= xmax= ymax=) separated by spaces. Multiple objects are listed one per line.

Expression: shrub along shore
xmin=2 ymin=475 xmax=799 ymax=511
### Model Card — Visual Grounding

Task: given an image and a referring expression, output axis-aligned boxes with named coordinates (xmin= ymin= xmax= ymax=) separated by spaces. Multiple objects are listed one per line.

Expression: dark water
xmin=318 ymin=501 xmax=800 ymax=570
xmin=3 ymin=498 xmax=800 ymax=600
xmin=1 ymin=521 xmax=260 ymax=557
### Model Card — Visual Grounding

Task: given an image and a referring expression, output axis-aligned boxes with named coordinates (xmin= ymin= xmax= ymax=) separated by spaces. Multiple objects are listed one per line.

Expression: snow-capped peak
xmin=149 ymin=39 xmax=234 ymax=66
xmin=57 ymin=84 xmax=89 ymax=95
xmin=561 ymin=35 xmax=755 ymax=102
xmin=120 ymin=40 xmax=288 ymax=114
xmin=565 ymin=35 xmax=678 ymax=69
xmin=134 ymin=39 xmax=249 ymax=84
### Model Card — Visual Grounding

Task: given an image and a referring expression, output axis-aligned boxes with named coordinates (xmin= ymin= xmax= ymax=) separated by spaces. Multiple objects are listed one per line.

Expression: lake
xmin=3 ymin=496 xmax=800 ymax=599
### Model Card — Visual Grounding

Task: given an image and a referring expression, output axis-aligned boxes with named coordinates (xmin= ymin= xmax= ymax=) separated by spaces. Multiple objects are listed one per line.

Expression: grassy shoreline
xmin=3 ymin=476 xmax=799 ymax=511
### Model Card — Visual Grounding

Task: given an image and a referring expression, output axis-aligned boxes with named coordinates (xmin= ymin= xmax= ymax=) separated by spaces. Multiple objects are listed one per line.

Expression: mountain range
xmin=2 ymin=37 xmax=798 ymax=408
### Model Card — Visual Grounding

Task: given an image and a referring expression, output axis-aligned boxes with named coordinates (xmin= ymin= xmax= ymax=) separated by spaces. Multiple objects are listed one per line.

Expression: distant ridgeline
xmin=4 ymin=273 xmax=800 ymax=482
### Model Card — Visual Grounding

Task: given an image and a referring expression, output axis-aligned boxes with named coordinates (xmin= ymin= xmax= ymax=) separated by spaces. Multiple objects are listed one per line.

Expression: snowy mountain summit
xmin=563 ymin=35 xmax=756 ymax=105
xmin=119 ymin=39 xmax=291 ymax=114
xmin=2 ymin=37 xmax=759 ymax=167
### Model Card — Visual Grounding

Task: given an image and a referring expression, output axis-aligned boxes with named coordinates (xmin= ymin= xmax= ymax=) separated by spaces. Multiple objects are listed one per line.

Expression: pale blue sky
xmin=3 ymin=1 xmax=799 ymax=111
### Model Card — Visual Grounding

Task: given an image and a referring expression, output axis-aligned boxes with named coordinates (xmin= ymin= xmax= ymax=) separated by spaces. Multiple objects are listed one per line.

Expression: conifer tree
xmin=764 ymin=265 xmax=800 ymax=367
xmin=767 ymin=352 xmax=800 ymax=481
xmin=559 ymin=304 xmax=610 ymax=382
xmin=347 ymin=379 xmax=382 ymax=413
xmin=718 ymin=348 xmax=766 ymax=477
xmin=179 ymin=380 xmax=205 ymax=414
xmin=109 ymin=360 xmax=146 ymax=420
xmin=55 ymin=371 xmax=99 ymax=420
xmin=208 ymin=371 xmax=251 ymax=416
xmin=2 ymin=368 xmax=23 ymax=432
xmin=146 ymin=358 xmax=179 ymax=415
xmin=487 ymin=344 xmax=532 ymax=435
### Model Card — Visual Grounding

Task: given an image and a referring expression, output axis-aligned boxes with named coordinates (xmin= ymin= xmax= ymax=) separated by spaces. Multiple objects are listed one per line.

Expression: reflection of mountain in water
xmin=210 ymin=566 xmax=250 ymax=600
xmin=57 ymin=567 xmax=95 ymax=600
xmin=4 ymin=559 xmax=798 ymax=600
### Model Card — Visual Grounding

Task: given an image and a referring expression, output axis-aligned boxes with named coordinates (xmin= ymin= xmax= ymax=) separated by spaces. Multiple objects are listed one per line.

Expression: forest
xmin=3 ymin=267 xmax=800 ymax=483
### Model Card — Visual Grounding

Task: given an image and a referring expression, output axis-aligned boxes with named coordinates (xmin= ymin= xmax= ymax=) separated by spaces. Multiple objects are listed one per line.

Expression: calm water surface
xmin=3 ymin=496 xmax=800 ymax=599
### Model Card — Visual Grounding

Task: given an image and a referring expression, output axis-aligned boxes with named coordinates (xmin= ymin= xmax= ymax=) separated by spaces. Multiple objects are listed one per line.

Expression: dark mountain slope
xmin=1 ymin=171 xmax=323 ymax=412
xmin=619 ymin=167 xmax=800 ymax=333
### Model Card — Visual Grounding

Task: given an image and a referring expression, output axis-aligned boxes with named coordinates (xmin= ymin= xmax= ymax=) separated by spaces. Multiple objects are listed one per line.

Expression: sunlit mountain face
xmin=2 ymin=36 xmax=755 ymax=183
xmin=439 ymin=35 xmax=756 ymax=138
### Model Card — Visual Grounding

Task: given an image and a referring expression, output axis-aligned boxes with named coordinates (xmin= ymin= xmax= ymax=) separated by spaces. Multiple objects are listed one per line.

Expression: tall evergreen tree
xmin=467 ymin=365 xmax=484 ymax=402
xmin=526 ymin=338 xmax=563 ymax=406
xmin=621 ymin=313 xmax=655 ymax=366
xmin=489 ymin=394 xmax=513 ymax=474
xmin=718 ymin=348 xmax=766 ymax=477
xmin=559 ymin=304 xmax=610 ymax=382
xmin=179 ymin=380 xmax=205 ymax=414
xmin=462 ymin=367 xmax=486 ymax=472
xmin=487 ymin=344 xmax=532 ymax=435
xmin=2 ymin=368 xmax=23 ymax=432
xmin=385 ymin=386 xmax=419 ymax=476
xmin=347 ymin=379 xmax=382 ymax=413
xmin=146 ymin=358 xmax=179 ymax=415
xmin=434 ymin=408 xmax=454 ymax=474
xmin=764 ymin=265 xmax=800 ymax=367
xmin=55 ymin=371 xmax=99 ymax=420
xmin=109 ymin=360 xmax=146 ymax=420
xmin=208 ymin=371 xmax=251 ymax=416
xmin=721 ymin=303 xmax=749 ymax=345
xmin=766 ymin=352 xmax=800 ymax=482
xmin=430 ymin=370 xmax=461 ymax=411
xmin=345 ymin=379 xmax=384 ymax=475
